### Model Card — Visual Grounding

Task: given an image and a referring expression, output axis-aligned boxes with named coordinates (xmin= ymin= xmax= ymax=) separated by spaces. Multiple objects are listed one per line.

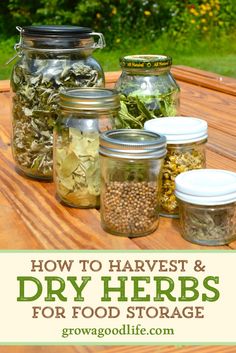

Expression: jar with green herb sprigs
xmin=54 ymin=88 xmax=119 ymax=208
xmin=114 ymin=55 xmax=180 ymax=129
xmin=144 ymin=117 xmax=207 ymax=218
xmin=99 ymin=129 xmax=167 ymax=237
xmin=175 ymin=169 xmax=236 ymax=246
xmin=11 ymin=25 xmax=106 ymax=179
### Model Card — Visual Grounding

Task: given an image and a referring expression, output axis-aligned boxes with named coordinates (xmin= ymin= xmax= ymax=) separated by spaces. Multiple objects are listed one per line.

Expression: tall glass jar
xmin=115 ymin=55 xmax=180 ymax=129
xmin=11 ymin=25 xmax=106 ymax=180
xmin=54 ymin=88 xmax=119 ymax=208
xmin=144 ymin=117 xmax=208 ymax=218
xmin=99 ymin=129 xmax=167 ymax=237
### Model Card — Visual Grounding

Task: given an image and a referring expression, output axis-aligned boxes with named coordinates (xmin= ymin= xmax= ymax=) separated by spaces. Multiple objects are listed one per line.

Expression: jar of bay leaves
xmin=54 ymin=88 xmax=120 ymax=208
xmin=11 ymin=25 xmax=106 ymax=179
xmin=144 ymin=117 xmax=208 ymax=218
xmin=175 ymin=169 xmax=236 ymax=246
xmin=114 ymin=55 xmax=180 ymax=129
xmin=99 ymin=129 xmax=167 ymax=237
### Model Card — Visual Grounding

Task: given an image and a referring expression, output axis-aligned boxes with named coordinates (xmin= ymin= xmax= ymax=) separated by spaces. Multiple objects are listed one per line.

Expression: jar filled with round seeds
xmin=11 ymin=25 xmax=105 ymax=179
xmin=99 ymin=129 xmax=167 ymax=237
xmin=115 ymin=55 xmax=180 ymax=129
xmin=175 ymin=169 xmax=236 ymax=246
xmin=144 ymin=117 xmax=207 ymax=218
xmin=54 ymin=88 xmax=120 ymax=208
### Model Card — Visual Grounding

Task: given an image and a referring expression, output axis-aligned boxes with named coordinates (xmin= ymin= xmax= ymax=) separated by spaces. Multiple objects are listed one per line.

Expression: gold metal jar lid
xmin=120 ymin=55 xmax=172 ymax=70
xmin=60 ymin=88 xmax=120 ymax=112
xmin=99 ymin=129 xmax=167 ymax=159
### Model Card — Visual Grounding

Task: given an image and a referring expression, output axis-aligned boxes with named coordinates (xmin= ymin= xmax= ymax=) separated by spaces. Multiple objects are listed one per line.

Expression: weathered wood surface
xmin=0 ymin=66 xmax=236 ymax=352
xmin=1 ymin=346 xmax=236 ymax=353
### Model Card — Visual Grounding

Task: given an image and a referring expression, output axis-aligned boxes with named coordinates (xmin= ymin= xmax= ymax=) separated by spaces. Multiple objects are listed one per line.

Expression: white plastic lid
xmin=175 ymin=169 xmax=236 ymax=205
xmin=144 ymin=117 xmax=208 ymax=144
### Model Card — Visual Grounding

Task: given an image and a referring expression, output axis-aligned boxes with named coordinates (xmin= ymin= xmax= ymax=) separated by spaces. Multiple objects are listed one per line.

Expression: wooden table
xmin=0 ymin=66 xmax=236 ymax=352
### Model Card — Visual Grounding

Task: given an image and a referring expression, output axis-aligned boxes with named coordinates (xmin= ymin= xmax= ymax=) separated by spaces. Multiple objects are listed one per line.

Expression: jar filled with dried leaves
xmin=54 ymin=88 xmax=120 ymax=208
xmin=99 ymin=129 xmax=167 ymax=237
xmin=115 ymin=55 xmax=180 ymax=129
xmin=175 ymin=169 xmax=236 ymax=246
xmin=11 ymin=25 xmax=106 ymax=179
xmin=144 ymin=117 xmax=207 ymax=218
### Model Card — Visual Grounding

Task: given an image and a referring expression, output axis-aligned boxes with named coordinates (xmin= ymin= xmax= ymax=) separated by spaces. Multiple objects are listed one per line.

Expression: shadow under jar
xmin=99 ymin=129 xmax=167 ymax=237
xmin=54 ymin=88 xmax=120 ymax=208
xmin=175 ymin=169 xmax=236 ymax=246
xmin=11 ymin=25 xmax=105 ymax=179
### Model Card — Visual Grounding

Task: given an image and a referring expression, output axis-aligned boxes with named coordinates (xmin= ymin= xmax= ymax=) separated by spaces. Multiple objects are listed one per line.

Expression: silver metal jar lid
xmin=99 ymin=129 xmax=167 ymax=159
xmin=60 ymin=88 xmax=120 ymax=112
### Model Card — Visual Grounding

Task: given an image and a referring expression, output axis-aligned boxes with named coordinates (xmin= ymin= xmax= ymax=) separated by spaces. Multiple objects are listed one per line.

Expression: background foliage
xmin=0 ymin=0 xmax=236 ymax=79
xmin=0 ymin=0 xmax=235 ymax=45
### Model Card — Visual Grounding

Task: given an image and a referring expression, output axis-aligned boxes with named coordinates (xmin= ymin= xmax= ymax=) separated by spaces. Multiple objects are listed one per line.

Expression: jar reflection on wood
xmin=11 ymin=25 xmax=106 ymax=179
xmin=54 ymin=88 xmax=120 ymax=208
xmin=115 ymin=55 xmax=180 ymax=129
xmin=99 ymin=129 xmax=167 ymax=237
xmin=144 ymin=117 xmax=208 ymax=218
xmin=175 ymin=169 xmax=236 ymax=245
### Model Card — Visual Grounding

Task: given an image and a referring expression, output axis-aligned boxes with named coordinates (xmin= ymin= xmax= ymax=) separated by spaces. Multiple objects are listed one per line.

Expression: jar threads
xmin=11 ymin=25 xmax=105 ymax=180
xmin=54 ymin=88 xmax=119 ymax=208
xmin=144 ymin=117 xmax=208 ymax=217
xmin=99 ymin=129 xmax=166 ymax=237
xmin=175 ymin=169 xmax=236 ymax=245
xmin=115 ymin=55 xmax=180 ymax=129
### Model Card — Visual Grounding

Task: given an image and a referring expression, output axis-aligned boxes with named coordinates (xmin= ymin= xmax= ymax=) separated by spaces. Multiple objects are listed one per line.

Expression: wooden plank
xmin=1 ymin=347 xmax=236 ymax=353
xmin=97 ymin=347 xmax=236 ymax=353
xmin=0 ymin=347 xmax=105 ymax=353
xmin=172 ymin=66 xmax=236 ymax=96
xmin=0 ymin=80 xmax=10 ymax=92
xmin=179 ymin=81 xmax=236 ymax=137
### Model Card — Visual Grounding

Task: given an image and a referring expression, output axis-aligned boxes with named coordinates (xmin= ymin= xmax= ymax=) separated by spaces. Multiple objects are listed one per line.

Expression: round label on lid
xmin=144 ymin=117 xmax=208 ymax=144
xmin=175 ymin=169 xmax=236 ymax=205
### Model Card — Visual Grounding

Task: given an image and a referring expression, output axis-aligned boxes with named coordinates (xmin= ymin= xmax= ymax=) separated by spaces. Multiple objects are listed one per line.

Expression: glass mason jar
xmin=99 ymin=129 xmax=167 ymax=237
xmin=54 ymin=88 xmax=119 ymax=208
xmin=114 ymin=55 xmax=180 ymax=129
xmin=175 ymin=169 xmax=236 ymax=246
xmin=11 ymin=25 xmax=106 ymax=180
xmin=144 ymin=117 xmax=208 ymax=217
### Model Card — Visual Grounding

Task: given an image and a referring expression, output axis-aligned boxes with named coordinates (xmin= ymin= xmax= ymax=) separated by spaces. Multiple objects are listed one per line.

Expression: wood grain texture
xmin=0 ymin=68 xmax=236 ymax=352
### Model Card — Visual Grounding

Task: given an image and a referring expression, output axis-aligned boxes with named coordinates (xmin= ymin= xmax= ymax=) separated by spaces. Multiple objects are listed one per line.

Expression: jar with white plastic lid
xmin=144 ymin=117 xmax=208 ymax=217
xmin=175 ymin=169 xmax=236 ymax=246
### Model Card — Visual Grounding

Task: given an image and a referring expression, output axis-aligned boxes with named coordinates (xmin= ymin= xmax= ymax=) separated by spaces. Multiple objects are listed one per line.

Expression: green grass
xmin=1 ymin=33 xmax=236 ymax=80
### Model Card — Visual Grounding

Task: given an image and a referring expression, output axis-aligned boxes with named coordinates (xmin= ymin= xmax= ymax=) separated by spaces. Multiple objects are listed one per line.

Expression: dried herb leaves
xmin=116 ymin=83 xmax=179 ymax=129
xmin=179 ymin=203 xmax=236 ymax=245
xmin=12 ymin=53 xmax=104 ymax=178
xmin=161 ymin=147 xmax=205 ymax=215
xmin=55 ymin=128 xmax=100 ymax=208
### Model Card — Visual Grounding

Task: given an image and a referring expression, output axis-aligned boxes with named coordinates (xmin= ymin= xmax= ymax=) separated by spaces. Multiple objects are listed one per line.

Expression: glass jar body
xmin=178 ymin=200 xmax=236 ymax=245
xmin=54 ymin=110 xmax=116 ymax=208
xmin=115 ymin=68 xmax=180 ymax=129
xmin=11 ymin=49 xmax=104 ymax=180
xmin=161 ymin=140 xmax=206 ymax=217
xmin=100 ymin=156 xmax=164 ymax=237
